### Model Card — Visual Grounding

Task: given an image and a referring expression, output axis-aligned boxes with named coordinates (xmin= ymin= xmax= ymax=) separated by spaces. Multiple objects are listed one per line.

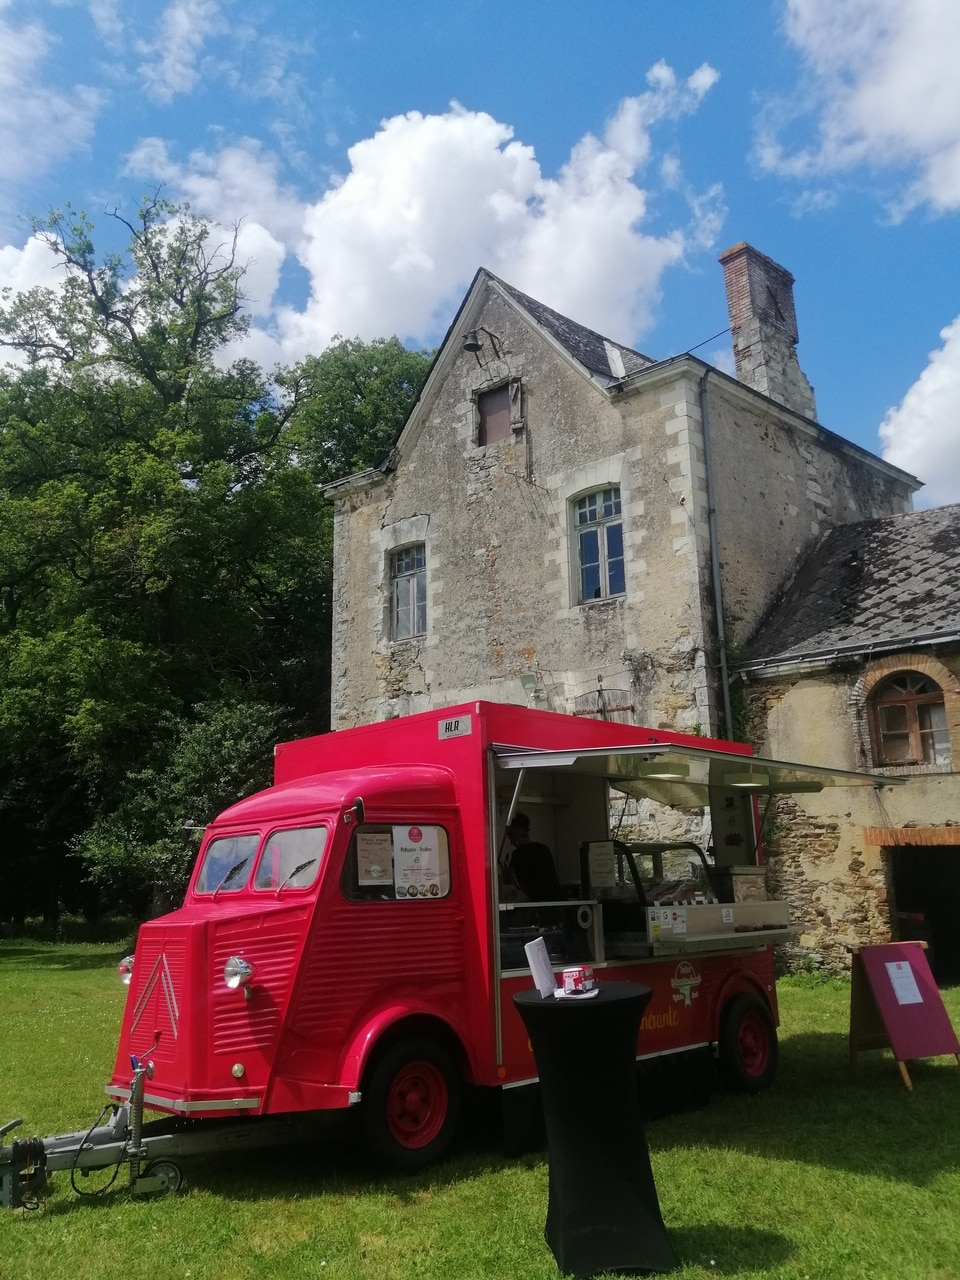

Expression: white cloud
xmin=125 ymin=136 xmax=302 ymax=317
xmin=0 ymin=234 xmax=64 ymax=295
xmin=880 ymin=316 xmax=960 ymax=507
xmin=257 ymin=71 xmax=719 ymax=361
xmin=88 ymin=0 xmax=124 ymax=45
xmin=3 ymin=67 xmax=721 ymax=373
xmin=0 ymin=15 xmax=101 ymax=192
xmin=759 ymin=0 xmax=960 ymax=215
xmin=137 ymin=0 xmax=227 ymax=104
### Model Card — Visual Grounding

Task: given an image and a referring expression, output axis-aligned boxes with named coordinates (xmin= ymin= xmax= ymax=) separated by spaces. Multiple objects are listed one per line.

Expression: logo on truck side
xmin=670 ymin=961 xmax=702 ymax=1008
xmin=438 ymin=715 xmax=472 ymax=739
xmin=131 ymin=953 xmax=180 ymax=1040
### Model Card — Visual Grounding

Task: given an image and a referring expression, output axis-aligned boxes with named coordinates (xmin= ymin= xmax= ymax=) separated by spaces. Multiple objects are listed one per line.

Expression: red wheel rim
xmin=386 ymin=1060 xmax=449 ymax=1149
xmin=737 ymin=1011 xmax=771 ymax=1077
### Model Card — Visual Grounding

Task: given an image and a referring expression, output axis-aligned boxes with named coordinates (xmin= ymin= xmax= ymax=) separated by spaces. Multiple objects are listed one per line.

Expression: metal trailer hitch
xmin=0 ymin=1056 xmax=182 ymax=1209
xmin=0 ymin=1118 xmax=47 ymax=1209
xmin=1 ymin=1056 xmax=346 ymax=1210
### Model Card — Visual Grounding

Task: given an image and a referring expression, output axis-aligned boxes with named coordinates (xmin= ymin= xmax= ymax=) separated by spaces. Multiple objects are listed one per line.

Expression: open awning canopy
xmin=492 ymin=742 xmax=903 ymax=808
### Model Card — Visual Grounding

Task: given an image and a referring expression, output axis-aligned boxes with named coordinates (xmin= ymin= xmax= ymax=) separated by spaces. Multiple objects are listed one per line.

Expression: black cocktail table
xmin=514 ymin=982 xmax=677 ymax=1277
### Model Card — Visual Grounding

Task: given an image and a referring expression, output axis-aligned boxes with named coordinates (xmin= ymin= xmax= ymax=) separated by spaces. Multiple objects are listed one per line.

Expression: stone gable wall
xmin=329 ymin=291 xmax=717 ymax=731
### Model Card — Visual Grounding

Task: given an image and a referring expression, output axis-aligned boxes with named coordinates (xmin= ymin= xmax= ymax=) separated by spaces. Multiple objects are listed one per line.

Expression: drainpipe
xmin=699 ymin=369 xmax=735 ymax=739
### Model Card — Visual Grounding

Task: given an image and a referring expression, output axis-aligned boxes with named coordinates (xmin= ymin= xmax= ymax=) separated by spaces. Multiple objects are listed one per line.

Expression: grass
xmin=1 ymin=945 xmax=960 ymax=1280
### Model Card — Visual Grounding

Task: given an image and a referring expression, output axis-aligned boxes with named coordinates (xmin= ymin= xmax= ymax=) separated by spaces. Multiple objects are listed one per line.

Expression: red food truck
xmin=1 ymin=701 xmax=888 ymax=1205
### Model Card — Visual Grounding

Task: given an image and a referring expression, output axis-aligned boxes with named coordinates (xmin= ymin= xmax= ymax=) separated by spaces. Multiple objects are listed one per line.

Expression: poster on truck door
xmin=393 ymin=825 xmax=441 ymax=897
xmin=356 ymin=831 xmax=393 ymax=886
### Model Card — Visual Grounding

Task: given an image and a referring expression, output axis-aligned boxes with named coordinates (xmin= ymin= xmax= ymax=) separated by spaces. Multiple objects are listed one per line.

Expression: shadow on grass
xmin=33 ymin=1031 xmax=960 ymax=1220
xmin=0 ymin=946 xmax=128 ymax=972
xmin=671 ymin=1224 xmax=793 ymax=1275
xmin=649 ymin=1029 xmax=960 ymax=1187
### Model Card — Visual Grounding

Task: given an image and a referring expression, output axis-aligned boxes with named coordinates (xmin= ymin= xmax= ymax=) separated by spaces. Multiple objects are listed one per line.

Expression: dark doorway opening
xmin=891 ymin=845 xmax=960 ymax=986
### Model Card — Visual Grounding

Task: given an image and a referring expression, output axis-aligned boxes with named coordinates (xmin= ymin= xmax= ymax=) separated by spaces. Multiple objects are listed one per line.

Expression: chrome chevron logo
xmin=131 ymin=952 xmax=180 ymax=1040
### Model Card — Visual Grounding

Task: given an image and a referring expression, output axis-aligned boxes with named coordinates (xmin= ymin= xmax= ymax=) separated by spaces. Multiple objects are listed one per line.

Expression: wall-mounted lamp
xmin=462 ymin=326 xmax=504 ymax=365
xmin=519 ymin=671 xmax=542 ymax=704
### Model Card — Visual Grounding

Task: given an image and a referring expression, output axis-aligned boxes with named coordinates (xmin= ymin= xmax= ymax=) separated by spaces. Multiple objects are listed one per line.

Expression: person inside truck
xmin=503 ymin=812 xmax=564 ymax=902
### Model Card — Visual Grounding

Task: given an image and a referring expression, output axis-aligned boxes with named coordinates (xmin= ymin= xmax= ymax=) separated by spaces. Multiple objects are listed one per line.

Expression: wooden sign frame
xmin=850 ymin=942 xmax=960 ymax=1089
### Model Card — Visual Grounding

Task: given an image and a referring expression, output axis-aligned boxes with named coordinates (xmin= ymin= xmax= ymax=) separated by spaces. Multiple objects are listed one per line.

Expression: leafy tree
xmin=0 ymin=197 xmax=431 ymax=922
xmin=77 ymin=699 xmax=288 ymax=914
xmin=0 ymin=197 xmax=247 ymax=402
xmin=0 ymin=200 xmax=322 ymax=919
xmin=282 ymin=335 xmax=432 ymax=484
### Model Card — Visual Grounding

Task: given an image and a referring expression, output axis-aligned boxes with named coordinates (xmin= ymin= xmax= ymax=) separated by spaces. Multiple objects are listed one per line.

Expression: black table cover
xmin=514 ymin=982 xmax=677 ymax=1277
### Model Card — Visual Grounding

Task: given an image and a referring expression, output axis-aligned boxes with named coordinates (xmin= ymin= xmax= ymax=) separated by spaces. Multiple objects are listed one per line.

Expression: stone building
xmin=324 ymin=243 xmax=956 ymax=974
xmin=737 ymin=504 xmax=960 ymax=979
xmin=326 ymin=243 xmax=916 ymax=734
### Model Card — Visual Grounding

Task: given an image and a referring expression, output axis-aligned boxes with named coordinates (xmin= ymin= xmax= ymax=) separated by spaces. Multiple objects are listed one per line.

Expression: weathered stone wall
xmin=744 ymin=657 xmax=960 ymax=973
xmin=329 ymin=288 xmax=718 ymax=732
xmin=762 ymin=796 xmax=892 ymax=973
xmin=704 ymin=376 xmax=915 ymax=647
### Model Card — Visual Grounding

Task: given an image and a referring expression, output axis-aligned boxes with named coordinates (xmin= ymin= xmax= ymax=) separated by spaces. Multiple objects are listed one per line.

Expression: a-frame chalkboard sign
xmin=849 ymin=942 xmax=960 ymax=1089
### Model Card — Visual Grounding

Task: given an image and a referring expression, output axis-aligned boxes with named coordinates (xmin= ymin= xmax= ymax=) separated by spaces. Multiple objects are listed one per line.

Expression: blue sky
xmin=2 ymin=0 xmax=959 ymax=504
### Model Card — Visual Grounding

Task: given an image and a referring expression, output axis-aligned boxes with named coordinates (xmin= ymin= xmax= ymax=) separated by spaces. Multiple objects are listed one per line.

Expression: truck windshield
xmin=253 ymin=826 xmax=328 ymax=891
xmin=195 ymin=833 xmax=260 ymax=894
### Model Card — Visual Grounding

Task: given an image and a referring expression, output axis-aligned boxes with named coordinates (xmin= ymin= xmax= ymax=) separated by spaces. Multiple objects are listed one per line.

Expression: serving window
xmin=341 ymin=823 xmax=451 ymax=902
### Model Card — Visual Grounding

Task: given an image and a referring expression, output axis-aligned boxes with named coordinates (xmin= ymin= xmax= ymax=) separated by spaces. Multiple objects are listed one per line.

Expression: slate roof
xmin=740 ymin=503 xmax=960 ymax=670
xmin=492 ymin=274 xmax=655 ymax=383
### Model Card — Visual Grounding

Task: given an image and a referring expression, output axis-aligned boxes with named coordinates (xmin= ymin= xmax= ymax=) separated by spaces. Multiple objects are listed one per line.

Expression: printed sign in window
xmin=587 ymin=841 xmax=617 ymax=889
xmin=394 ymin=825 xmax=443 ymax=897
xmin=357 ymin=831 xmax=394 ymax=886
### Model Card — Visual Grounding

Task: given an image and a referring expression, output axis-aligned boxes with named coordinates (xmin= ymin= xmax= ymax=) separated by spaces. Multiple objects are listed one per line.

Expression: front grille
xmin=211 ymin=910 xmax=307 ymax=1054
xmin=128 ymin=929 xmax=187 ymax=1061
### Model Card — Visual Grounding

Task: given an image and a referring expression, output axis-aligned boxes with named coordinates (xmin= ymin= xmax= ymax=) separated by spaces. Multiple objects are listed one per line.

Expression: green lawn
xmin=2 ymin=941 xmax=959 ymax=1280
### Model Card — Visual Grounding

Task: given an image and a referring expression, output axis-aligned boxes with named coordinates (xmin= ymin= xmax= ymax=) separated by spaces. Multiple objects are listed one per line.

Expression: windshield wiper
xmin=276 ymin=859 xmax=317 ymax=894
xmin=213 ymin=857 xmax=251 ymax=897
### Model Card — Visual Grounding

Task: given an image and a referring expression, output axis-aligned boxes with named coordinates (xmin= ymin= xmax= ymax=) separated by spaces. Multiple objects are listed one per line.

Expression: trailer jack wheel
xmin=363 ymin=1037 xmax=462 ymax=1172
xmin=139 ymin=1160 xmax=183 ymax=1195
xmin=718 ymin=994 xmax=778 ymax=1093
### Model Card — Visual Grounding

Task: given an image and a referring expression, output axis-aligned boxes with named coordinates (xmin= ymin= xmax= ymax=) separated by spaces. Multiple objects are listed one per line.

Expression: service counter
xmin=498 ymin=895 xmax=791 ymax=971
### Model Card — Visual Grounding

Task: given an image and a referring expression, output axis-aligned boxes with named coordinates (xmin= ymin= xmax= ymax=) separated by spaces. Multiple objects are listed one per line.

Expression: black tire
xmin=362 ymin=1036 xmax=462 ymax=1172
xmin=718 ymin=994 xmax=778 ymax=1093
xmin=141 ymin=1159 xmax=184 ymax=1193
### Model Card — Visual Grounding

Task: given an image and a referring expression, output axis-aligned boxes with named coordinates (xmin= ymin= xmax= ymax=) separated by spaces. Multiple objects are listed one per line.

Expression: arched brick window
xmin=870 ymin=672 xmax=951 ymax=766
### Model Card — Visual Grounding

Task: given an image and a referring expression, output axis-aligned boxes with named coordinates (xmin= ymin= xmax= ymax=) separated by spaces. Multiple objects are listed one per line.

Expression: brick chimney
xmin=719 ymin=242 xmax=817 ymax=421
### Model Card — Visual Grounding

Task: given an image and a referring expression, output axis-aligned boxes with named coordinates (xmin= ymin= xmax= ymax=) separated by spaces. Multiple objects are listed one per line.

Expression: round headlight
xmin=224 ymin=955 xmax=254 ymax=989
xmin=118 ymin=955 xmax=135 ymax=986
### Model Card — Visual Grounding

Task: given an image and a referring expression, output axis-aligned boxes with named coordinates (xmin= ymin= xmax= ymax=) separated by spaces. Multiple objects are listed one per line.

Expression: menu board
xmin=393 ymin=825 xmax=442 ymax=898
xmin=850 ymin=942 xmax=960 ymax=1088
xmin=356 ymin=831 xmax=393 ymax=886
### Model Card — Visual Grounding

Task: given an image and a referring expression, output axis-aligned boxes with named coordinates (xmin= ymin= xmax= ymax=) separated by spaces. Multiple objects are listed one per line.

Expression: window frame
xmin=389 ymin=542 xmax=427 ymax=640
xmin=340 ymin=822 xmax=452 ymax=902
xmin=476 ymin=378 xmax=522 ymax=447
xmin=573 ymin=486 xmax=625 ymax=604
xmin=870 ymin=671 xmax=951 ymax=766
xmin=251 ymin=825 xmax=328 ymax=892
xmin=194 ymin=833 xmax=261 ymax=894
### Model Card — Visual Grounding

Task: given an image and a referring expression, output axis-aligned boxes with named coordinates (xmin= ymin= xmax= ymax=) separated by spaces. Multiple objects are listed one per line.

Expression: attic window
xmin=871 ymin=673 xmax=950 ymax=766
xmin=477 ymin=380 xmax=521 ymax=445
